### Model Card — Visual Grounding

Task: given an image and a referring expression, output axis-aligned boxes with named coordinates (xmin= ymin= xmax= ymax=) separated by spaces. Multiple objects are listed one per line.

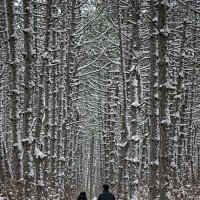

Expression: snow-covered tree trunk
xmin=176 ymin=18 xmax=187 ymax=178
xmin=0 ymin=1 xmax=7 ymax=190
xmin=71 ymin=113 xmax=79 ymax=196
xmin=34 ymin=0 xmax=53 ymax=198
xmin=43 ymin=48 xmax=51 ymax=197
xmin=157 ymin=0 xmax=171 ymax=199
xmin=74 ymin=110 xmax=82 ymax=194
xmin=50 ymin=9 xmax=59 ymax=190
xmin=63 ymin=1 xmax=76 ymax=198
xmin=116 ymin=1 xmax=129 ymax=199
xmin=55 ymin=2 xmax=68 ymax=198
xmin=186 ymin=66 xmax=196 ymax=182
xmin=103 ymin=78 xmax=111 ymax=184
xmin=185 ymin=5 xmax=197 ymax=183
xmin=5 ymin=0 xmax=23 ymax=195
xmin=89 ymin=132 xmax=95 ymax=199
xmin=178 ymin=86 xmax=188 ymax=180
xmin=0 ymin=76 xmax=5 ymax=193
xmin=191 ymin=13 xmax=198 ymax=184
xmin=108 ymin=72 xmax=119 ymax=191
xmin=149 ymin=0 xmax=159 ymax=199
xmin=129 ymin=67 xmax=141 ymax=199
xmin=22 ymin=0 xmax=35 ymax=198
xmin=128 ymin=0 xmax=141 ymax=199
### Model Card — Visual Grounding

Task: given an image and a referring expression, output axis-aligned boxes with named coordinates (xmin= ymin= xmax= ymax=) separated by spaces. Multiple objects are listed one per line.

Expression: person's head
xmin=103 ymin=184 xmax=109 ymax=191
xmin=79 ymin=191 xmax=86 ymax=197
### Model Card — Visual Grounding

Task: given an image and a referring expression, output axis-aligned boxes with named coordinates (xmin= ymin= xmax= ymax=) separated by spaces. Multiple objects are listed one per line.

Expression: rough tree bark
xmin=149 ymin=0 xmax=159 ymax=199
xmin=34 ymin=0 xmax=53 ymax=198
xmin=158 ymin=0 xmax=172 ymax=199
xmin=22 ymin=0 xmax=35 ymax=198
xmin=5 ymin=0 xmax=23 ymax=197
xmin=116 ymin=1 xmax=129 ymax=199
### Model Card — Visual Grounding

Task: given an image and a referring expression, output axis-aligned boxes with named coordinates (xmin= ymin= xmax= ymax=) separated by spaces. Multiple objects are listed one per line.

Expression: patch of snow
xmin=165 ymin=82 xmax=176 ymax=90
xmin=37 ymin=180 xmax=45 ymax=187
xmin=22 ymin=27 xmax=33 ymax=33
xmin=131 ymin=135 xmax=140 ymax=142
xmin=161 ymin=117 xmax=171 ymax=126
xmin=156 ymin=108 xmax=159 ymax=116
xmin=172 ymin=111 xmax=180 ymax=118
xmin=60 ymin=156 xmax=65 ymax=161
xmin=153 ymin=17 xmax=158 ymax=22
xmin=174 ymin=94 xmax=181 ymax=99
xmin=151 ymin=159 xmax=159 ymax=166
xmin=131 ymin=100 xmax=140 ymax=107
xmin=154 ymin=82 xmax=158 ymax=87
xmin=117 ymin=141 xmax=128 ymax=148
xmin=154 ymin=93 xmax=158 ymax=98
xmin=179 ymin=71 xmax=184 ymax=77
xmin=22 ymin=135 xmax=34 ymax=144
xmin=27 ymin=107 xmax=33 ymax=113
xmin=132 ymin=78 xmax=138 ymax=87
xmin=35 ymin=147 xmax=47 ymax=159
xmin=171 ymin=161 xmax=176 ymax=168
xmin=42 ymin=52 xmax=48 ymax=59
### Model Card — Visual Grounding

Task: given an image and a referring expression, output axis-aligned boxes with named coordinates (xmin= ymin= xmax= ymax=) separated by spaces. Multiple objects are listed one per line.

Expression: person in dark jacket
xmin=97 ymin=184 xmax=115 ymax=200
xmin=77 ymin=191 xmax=87 ymax=200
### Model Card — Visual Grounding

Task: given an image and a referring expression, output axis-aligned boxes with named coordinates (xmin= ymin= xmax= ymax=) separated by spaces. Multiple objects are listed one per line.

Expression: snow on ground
xmin=0 ymin=198 xmax=6 ymax=200
xmin=92 ymin=198 xmax=97 ymax=200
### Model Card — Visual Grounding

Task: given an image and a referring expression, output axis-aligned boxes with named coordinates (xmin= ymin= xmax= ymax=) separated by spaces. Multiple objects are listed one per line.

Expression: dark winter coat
xmin=77 ymin=196 xmax=87 ymax=200
xmin=77 ymin=191 xmax=87 ymax=200
xmin=97 ymin=191 xmax=115 ymax=200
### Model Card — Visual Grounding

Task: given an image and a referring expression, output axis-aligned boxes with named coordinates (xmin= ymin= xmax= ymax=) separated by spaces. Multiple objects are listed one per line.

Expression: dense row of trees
xmin=0 ymin=0 xmax=200 ymax=199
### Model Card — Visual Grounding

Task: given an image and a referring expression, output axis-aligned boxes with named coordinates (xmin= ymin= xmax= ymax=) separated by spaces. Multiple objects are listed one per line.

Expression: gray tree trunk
xmin=149 ymin=0 xmax=159 ymax=199
xmin=116 ymin=1 xmax=129 ymax=199
xmin=5 ymin=0 xmax=23 ymax=197
xmin=158 ymin=0 xmax=171 ymax=199
xmin=22 ymin=0 xmax=35 ymax=198
xmin=34 ymin=0 xmax=53 ymax=198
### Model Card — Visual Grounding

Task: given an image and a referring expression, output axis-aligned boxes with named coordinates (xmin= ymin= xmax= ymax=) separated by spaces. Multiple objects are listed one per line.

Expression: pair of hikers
xmin=77 ymin=184 xmax=115 ymax=200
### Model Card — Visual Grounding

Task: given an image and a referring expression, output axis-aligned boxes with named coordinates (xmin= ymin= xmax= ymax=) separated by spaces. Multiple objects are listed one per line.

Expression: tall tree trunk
xmin=129 ymin=68 xmax=141 ymax=199
xmin=5 ymin=0 xmax=23 ymax=197
xmin=176 ymin=19 xmax=187 ymax=178
xmin=186 ymin=67 xmax=196 ymax=182
xmin=33 ymin=0 xmax=53 ymax=198
xmin=63 ymin=0 xmax=76 ymax=198
xmin=56 ymin=1 xmax=67 ymax=197
xmin=149 ymin=0 xmax=159 ymax=199
xmin=116 ymin=1 xmax=129 ymax=199
xmin=158 ymin=0 xmax=172 ymax=199
xmin=108 ymin=74 xmax=118 ymax=191
xmin=22 ymin=0 xmax=35 ymax=198
xmin=50 ymin=14 xmax=58 ymax=190
xmin=128 ymin=0 xmax=141 ymax=199
xmin=89 ymin=132 xmax=95 ymax=199
xmin=0 ymin=78 xmax=6 ymax=193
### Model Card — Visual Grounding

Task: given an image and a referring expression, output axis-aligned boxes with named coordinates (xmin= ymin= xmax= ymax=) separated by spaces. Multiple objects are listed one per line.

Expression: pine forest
xmin=0 ymin=0 xmax=200 ymax=199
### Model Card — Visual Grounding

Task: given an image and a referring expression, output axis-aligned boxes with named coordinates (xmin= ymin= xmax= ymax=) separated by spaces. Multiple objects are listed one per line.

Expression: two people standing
xmin=77 ymin=184 xmax=115 ymax=200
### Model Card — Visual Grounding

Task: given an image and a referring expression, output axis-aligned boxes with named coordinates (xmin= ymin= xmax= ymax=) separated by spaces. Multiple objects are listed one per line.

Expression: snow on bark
xmin=22 ymin=0 xmax=35 ymax=198
xmin=158 ymin=0 xmax=172 ymax=199
xmin=5 ymin=0 xmax=24 ymax=193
